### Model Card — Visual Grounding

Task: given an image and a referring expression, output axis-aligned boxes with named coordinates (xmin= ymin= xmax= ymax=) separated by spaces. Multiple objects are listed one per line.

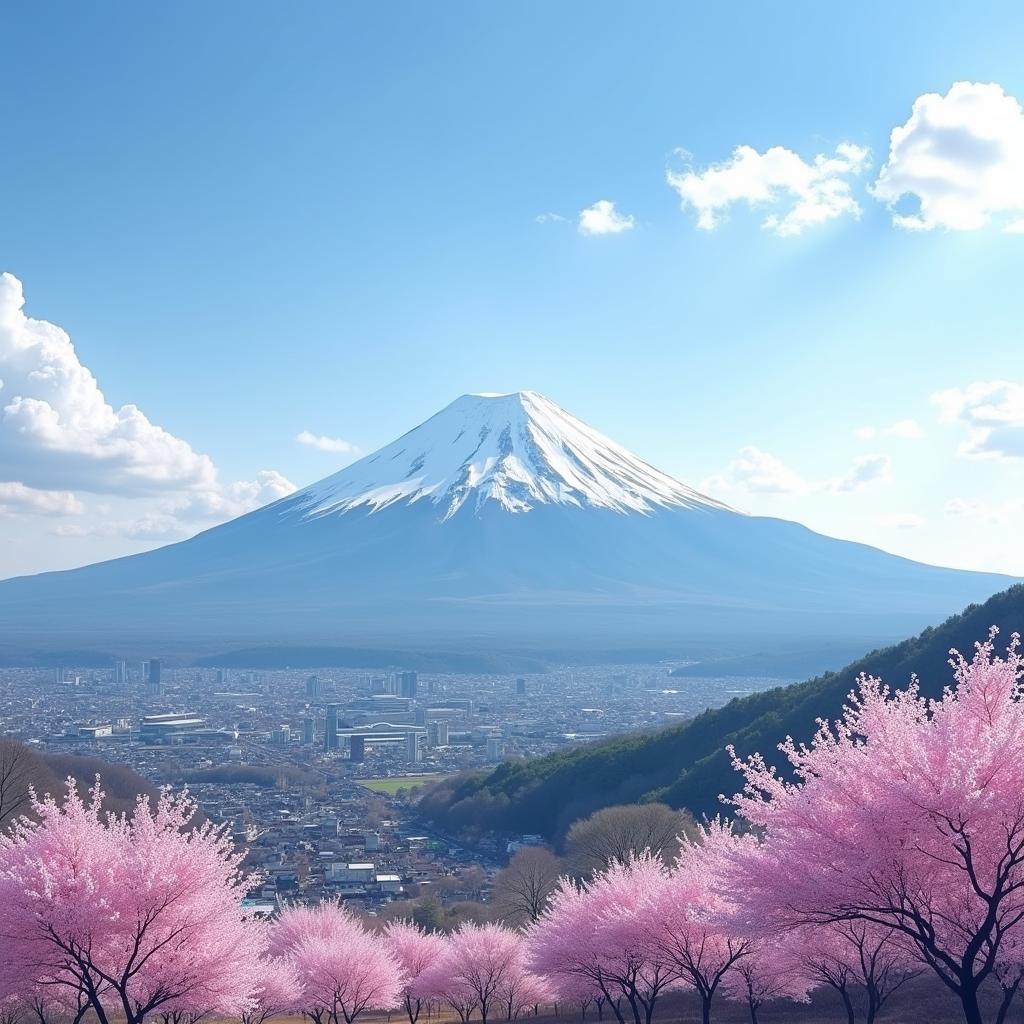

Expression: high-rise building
xmin=303 ymin=716 xmax=316 ymax=745
xmin=270 ymin=725 xmax=291 ymax=745
xmin=325 ymin=704 xmax=340 ymax=752
xmin=399 ymin=671 xmax=418 ymax=699
xmin=515 ymin=677 xmax=526 ymax=696
xmin=405 ymin=731 xmax=422 ymax=763
xmin=428 ymin=720 xmax=449 ymax=746
xmin=115 ymin=660 xmax=128 ymax=687
xmin=306 ymin=674 xmax=321 ymax=699
xmin=485 ymin=736 xmax=504 ymax=761
xmin=148 ymin=658 xmax=162 ymax=695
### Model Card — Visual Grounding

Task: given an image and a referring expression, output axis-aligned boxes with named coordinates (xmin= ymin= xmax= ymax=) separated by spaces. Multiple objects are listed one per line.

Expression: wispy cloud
xmin=704 ymin=446 xmax=890 ymax=496
xmin=296 ymin=431 xmax=360 ymax=454
xmin=932 ymin=380 xmax=1024 ymax=460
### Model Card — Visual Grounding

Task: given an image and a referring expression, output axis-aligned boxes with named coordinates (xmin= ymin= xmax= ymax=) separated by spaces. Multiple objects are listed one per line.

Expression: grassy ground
xmin=345 ymin=977 xmax=1001 ymax=1023
xmin=357 ymin=775 xmax=441 ymax=795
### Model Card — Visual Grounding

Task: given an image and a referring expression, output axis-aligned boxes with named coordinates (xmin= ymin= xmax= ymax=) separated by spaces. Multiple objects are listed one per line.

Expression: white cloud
xmin=666 ymin=142 xmax=870 ymax=236
xmin=0 ymin=272 xmax=298 ymax=541
xmin=707 ymin=445 xmax=811 ymax=495
xmin=854 ymin=418 xmax=924 ymax=441
xmin=0 ymin=272 xmax=217 ymax=495
xmin=172 ymin=469 xmax=296 ymax=521
xmin=826 ymin=453 xmax=891 ymax=493
xmin=535 ymin=212 xmax=567 ymax=225
xmin=932 ymin=380 xmax=1024 ymax=459
xmin=876 ymin=512 xmax=927 ymax=530
xmin=577 ymin=200 xmax=635 ymax=236
xmin=296 ymin=430 xmax=359 ymax=455
xmin=0 ymin=481 xmax=84 ymax=517
xmin=52 ymin=469 xmax=296 ymax=541
xmin=872 ymin=81 xmax=1024 ymax=231
xmin=706 ymin=446 xmax=891 ymax=496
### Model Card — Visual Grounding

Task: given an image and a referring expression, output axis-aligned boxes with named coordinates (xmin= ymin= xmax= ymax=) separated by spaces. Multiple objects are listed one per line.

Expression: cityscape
xmin=0 ymin=658 xmax=780 ymax=912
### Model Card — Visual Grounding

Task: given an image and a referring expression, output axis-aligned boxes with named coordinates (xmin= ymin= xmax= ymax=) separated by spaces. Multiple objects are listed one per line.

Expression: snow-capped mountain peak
xmin=289 ymin=390 xmax=729 ymax=520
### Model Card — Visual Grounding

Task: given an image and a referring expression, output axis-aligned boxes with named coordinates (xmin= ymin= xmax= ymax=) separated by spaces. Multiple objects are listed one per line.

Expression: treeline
xmin=181 ymin=764 xmax=320 ymax=788
xmin=0 ymin=739 xmax=158 ymax=827
xmin=420 ymin=583 xmax=1024 ymax=840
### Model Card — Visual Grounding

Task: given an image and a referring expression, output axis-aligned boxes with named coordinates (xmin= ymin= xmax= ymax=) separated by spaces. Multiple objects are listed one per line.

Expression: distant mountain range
xmin=0 ymin=391 xmax=1013 ymax=659
xmin=419 ymin=583 xmax=1024 ymax=841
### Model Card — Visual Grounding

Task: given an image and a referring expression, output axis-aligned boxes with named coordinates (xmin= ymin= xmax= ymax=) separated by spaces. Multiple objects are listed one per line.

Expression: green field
xmin=357 ymin=776 xmax=440 ymax=795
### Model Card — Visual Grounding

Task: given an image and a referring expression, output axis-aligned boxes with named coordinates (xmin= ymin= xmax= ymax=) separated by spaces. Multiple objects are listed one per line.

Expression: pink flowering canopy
xmin=528 ymin=855 xmax=678 ymax=1024
xmin=0 ymin=779 xmax=260 ymax=1024
xmin=382 ymin=920 xmax=447 ymax=1024
xmin=728 ymin=629 xmax=1024 ymax=1024
xmin=272 ymin=902 xmax=402 ymax=1024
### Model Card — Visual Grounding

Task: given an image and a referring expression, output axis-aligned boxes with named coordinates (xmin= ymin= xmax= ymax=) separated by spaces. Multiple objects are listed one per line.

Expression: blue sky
xmin=3 ymin=2 xmax=1024 ymax=576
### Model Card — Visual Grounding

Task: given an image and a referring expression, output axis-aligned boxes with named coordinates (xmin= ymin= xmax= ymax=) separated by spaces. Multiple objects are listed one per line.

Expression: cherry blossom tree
xmin=642 ymin=822 xmax=750 ymax=1024
xmin=527 ymin=857 xmax=675 ymax=1024
xmin=418 ymin=924 xmax=526 ymax=1024
xmin=238 ymin=957 xmax=302 ymax=1024
xmin=0 ymin=778 xmax=260 ymax=1024
xmin=728 ymin=629 xmax=1024 ymax=1024
xmin=789 ymin=923 xmax=918 ymax=1024
xmin=719 ymin=937 xmax=810 ymax=1024
xmin=272 ymin=902 xmax=401 ymax=1024
xmin=382 ymin=920 xmax=447 ymax=1024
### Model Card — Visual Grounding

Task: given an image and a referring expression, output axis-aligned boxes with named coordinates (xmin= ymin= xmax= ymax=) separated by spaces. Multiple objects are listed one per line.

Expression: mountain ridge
xmin=0 ymin=391 xmax=1013 ymax=656
xmin=418 ymin=583 xmax=1024 ymax=841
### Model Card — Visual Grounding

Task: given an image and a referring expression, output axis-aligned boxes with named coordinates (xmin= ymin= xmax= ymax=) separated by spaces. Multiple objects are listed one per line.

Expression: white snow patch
xmin=288 ymin=391 xmax=731 ymax=520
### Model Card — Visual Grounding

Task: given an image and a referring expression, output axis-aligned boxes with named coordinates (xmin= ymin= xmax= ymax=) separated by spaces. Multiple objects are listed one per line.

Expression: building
xmin=306 ymin=674 xmax=321 ymax=699
xmin=485 ymin=736 xmax=504 ymax=761
xmin=148 ymin=659 xmax=162 ymax=695
xmin=405 ymin=731 xmax=422 ymax=763
xmin=515 ymin=676 xmax=527 ymax=696
xmin=115 ymin=660 xmax=128 ymax=687
xmin=138 ymin=713 xmax=209 ymax=744
xmin=78 ymin=724 xmax=113 ymax=739
xmin=302 ymin=716 xmax=316 ymax=745
xmin=270 ymin=725 xmax=291 ymax=745
xmin=399 ymin=671 xmax=418 ymax=699
xmin=325 ymin=704 xmax=340 ymax=751
xmin=428 ymin=720 xmax=449 ymax=746
xmin=350 ymin=695 xmax=411 ymax=716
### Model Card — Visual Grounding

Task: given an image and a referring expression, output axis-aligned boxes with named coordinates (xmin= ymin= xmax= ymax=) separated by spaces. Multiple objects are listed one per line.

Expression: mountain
xmin=0 ymin=391 xmax=1013 ymax=657
xmin=418 ymin=583 xmax=1024 ymax=842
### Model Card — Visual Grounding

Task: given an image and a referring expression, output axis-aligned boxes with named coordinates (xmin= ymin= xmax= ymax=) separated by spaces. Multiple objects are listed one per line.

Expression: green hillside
xmin=419 ymin=584 xmax=1024 ymax=842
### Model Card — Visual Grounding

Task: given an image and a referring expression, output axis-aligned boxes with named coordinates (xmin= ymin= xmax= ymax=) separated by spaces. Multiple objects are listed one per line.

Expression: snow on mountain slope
xmin=288 ymin=391 xmax=731 ymax=520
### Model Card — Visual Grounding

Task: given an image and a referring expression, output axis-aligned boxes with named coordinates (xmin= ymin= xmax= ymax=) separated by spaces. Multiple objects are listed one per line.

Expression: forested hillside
xmin=420 ymin=584 xmax=1024 ymax=841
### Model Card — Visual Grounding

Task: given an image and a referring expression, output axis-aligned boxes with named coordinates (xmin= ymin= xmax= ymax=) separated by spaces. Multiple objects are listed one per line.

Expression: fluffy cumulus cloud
xmin=0 ymin=271 xmax=296 ymax=536
xmin=872 ymin=81 xmax=1024 ymax=231
xmin=706 ymin=445 xmax=890 ymax=496
xmin=0 ymin=272 xmax=218 ymax=495
xmin=577 ymin=200 xmax=635 ymax=236
xmin=296 ymin=430 xmax=359 ymax=454
xmin=932 ymin=380 xmax=1024 ymax=459
xmin=666 ymin=142 xmax=870 ymax=236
